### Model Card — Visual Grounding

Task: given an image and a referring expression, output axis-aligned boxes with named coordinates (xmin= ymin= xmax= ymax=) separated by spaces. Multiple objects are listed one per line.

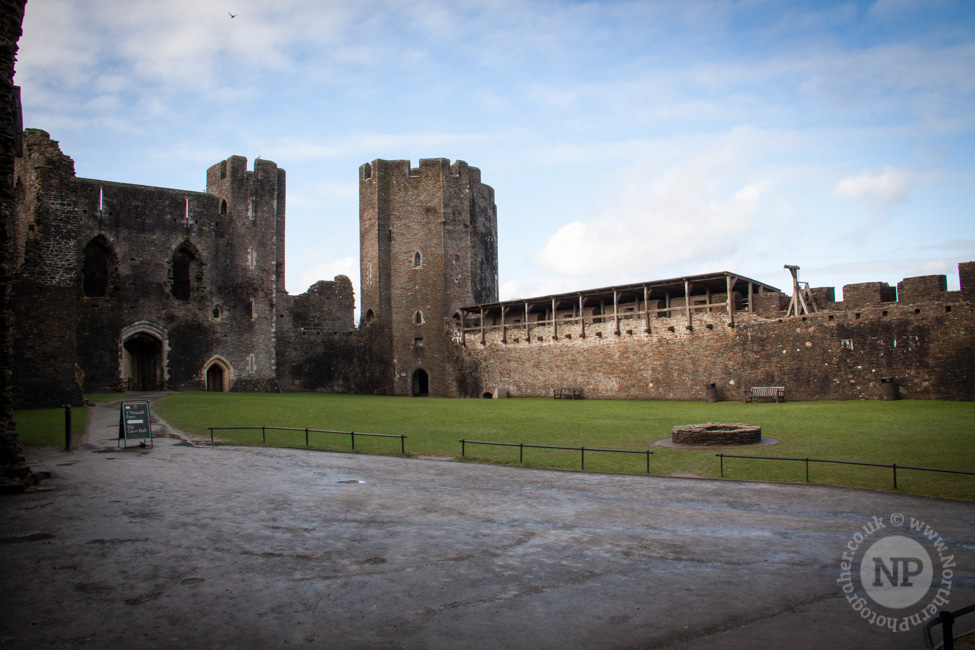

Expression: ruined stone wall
xmin=11 ymin=130 xmax=83 ymax=408
xmin=276 ymin=274 xmax=370 ymax=392
xmin=459 ymin=265 xmax=975 ymax=402
xmin=359 ymin=159 xmax=498 ymax=397
xmin=0 ymin=0 xmax=32 ymax=487
xmin=290 ymin=275 xmax=355 ymax=331
xmin=277 ymin=325 xmax=391 ymax=394
xmin=960 ymin=262 xmax=975 ymax=299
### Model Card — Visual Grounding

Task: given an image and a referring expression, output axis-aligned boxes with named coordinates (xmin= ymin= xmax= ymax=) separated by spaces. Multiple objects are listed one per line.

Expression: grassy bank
xmin=154 ymin=392 xmax=975 ymax=500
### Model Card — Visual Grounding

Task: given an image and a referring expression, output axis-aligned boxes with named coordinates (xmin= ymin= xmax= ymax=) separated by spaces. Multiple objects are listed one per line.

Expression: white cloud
xmin=535 ymin=126 xmax=774 ymax=283
xmin=831 ymin=166 xmax=917 ymax=207
xmin=293 ymin=256 xmax=359 ymax=297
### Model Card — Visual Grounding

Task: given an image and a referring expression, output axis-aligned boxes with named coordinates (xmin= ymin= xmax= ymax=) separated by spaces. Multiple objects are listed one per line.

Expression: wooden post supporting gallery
xmin=684 ymin=279 xmax=692 ymax=330
xmin=613 ymin=289 xmax=620 ymax=336
xmin=479 ymin=307 xmax=485 ymax=344
xmin=579 ymin=294 xmax=586 ymax=338
xmin=726 ymin=274 xmax=736 ymax=327
xmin=644 ymin=285 xmax=650 ymax=333
xmin=552 ymin=298 xmax=558 ymax=340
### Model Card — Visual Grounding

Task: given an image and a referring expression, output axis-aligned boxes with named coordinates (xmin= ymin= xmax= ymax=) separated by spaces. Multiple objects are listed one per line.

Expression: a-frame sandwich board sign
xmin=118 ymin=401 xmax=153 ymax=448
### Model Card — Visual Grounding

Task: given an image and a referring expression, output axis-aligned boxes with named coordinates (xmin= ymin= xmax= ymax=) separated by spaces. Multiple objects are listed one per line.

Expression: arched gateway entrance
xmin=123 ymin=333 xmax=163 ymax=391
xmin=121 ymin=322 xmax=167 ymax=391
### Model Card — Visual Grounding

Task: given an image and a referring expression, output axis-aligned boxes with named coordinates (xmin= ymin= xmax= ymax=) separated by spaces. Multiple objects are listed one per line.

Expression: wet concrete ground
xmin=1 ymin=396 xmax=973 ymax=649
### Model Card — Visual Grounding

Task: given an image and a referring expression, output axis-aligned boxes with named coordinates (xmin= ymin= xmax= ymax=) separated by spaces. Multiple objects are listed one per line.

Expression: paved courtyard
xmin=1 ymin=397 xmax=973 ymax=649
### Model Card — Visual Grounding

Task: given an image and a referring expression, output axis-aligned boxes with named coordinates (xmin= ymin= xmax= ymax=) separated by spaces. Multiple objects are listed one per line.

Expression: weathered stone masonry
xmin=0 ymin=0 xmax=31 ymax=488
xmin=358 ymin=158 xmax=498 ymax=398
xmin=9 ymin=131 xmax=356 ymax=408
xmin=456 ymin=265 xmax=975 ymax=402
xmin=6 ymin=131 xmax=974 ymax=406
xmin=351 ymin=157 xmax=973 ymax=402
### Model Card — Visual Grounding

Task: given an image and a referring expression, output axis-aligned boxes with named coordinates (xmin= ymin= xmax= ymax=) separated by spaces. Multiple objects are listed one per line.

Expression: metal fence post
xmin=262 ymin=426 xmax=266 ymax=443
xmin=942 ymin=610 xmax=956 ymax=650
xmin=519 ymin=443 xmax=523 ymax=464
xmin=350 ymin=431 xmax=355 ymax=450
xmin=64 ymin=404 xmax=72 ymax=452
xmin=718 ymin=453 xmax=724 ymax=477
xmin=401 ymin=435 xmax=406 ymax=455
xmin=461 ymin=439 xmax=466 ymax=457
xmin=805 ymin=458 xmax=809 ymax=482
xmin=581 ymin=447 xmax=585 ymax=471
xmin=209 ymin=427 xmax=214 ymax=443
xmin=305 ymin=428 xmax=309 ymax=447
xmin=893 ymin=463 xmax=897 ymax=489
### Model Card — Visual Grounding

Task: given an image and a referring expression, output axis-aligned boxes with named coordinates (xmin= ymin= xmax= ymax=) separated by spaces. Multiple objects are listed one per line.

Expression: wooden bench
xmin=553 ymin=387 xmax=583 ymax=399
xmin=744 ymin=386 xmax=785 ymax=403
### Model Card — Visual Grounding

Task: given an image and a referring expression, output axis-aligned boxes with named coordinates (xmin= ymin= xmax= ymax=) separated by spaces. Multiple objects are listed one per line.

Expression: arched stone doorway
xmin=206 ymin=365 xmax=224 ymax=392
xmin=411 ymin=369 xmax=429 ymax=397
xmin=203 ymin=357 xmax=232 ymax=392
xmin=123 ymin=333 xmax=163 ymax=391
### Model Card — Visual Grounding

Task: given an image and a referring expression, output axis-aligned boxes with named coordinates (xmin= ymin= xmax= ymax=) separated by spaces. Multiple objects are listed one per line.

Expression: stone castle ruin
xmin=6 ymin=133 xmax=975 ymax=407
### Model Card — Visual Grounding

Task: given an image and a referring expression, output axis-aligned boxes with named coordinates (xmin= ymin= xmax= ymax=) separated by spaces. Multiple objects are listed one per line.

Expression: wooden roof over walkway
xmin=461 ymin=271 xmax=781 ymax=315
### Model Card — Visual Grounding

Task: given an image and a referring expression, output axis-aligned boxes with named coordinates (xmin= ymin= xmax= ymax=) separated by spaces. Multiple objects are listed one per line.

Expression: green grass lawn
xmin=153 ymin=392 xmax=975 ymax=501
xmin=14 ymin=406 xmax=87 ymax=447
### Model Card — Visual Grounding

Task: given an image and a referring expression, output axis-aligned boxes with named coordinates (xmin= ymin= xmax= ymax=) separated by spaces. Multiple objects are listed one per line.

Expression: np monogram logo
xmin=861 ymin=536 xmax=932 ymax=608
xmin=838 ymin=513 xmax=955 ymax=633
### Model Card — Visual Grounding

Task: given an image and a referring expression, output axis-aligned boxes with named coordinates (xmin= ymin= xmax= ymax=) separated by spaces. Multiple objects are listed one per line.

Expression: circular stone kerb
xmin=671 ymin=422 xmax=762 ymax=446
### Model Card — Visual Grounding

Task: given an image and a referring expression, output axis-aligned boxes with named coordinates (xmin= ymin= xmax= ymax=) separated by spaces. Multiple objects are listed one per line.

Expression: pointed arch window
xmin=413 ymin=251 xmax=422 ymax=268
xmin=414 ymin=310 xmax=423 ymax=325
xmin=82 ymin=237 xmax=117 ymax=298
xmin=171 ymin=243 xmax=203 ymax=301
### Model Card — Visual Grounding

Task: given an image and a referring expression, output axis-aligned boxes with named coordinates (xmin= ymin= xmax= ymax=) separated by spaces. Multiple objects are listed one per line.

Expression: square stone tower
xmin=359 ymin=158 xmax=498 ymax=397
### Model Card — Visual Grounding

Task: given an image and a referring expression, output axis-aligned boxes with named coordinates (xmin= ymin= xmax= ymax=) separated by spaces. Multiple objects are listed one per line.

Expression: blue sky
xmin=15 ymin=0 xmax=975 ymax=313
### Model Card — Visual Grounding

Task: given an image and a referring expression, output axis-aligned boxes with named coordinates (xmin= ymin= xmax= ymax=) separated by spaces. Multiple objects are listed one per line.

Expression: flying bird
xmin=228 ymin=12 xmax=237 ymax=18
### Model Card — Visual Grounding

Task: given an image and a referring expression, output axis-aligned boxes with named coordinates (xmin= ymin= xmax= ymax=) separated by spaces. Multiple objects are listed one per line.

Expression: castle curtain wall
xmin=459 ymin=272 xmax=975 ymax=402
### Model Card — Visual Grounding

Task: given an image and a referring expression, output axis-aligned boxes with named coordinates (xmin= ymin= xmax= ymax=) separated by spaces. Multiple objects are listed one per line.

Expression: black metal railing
xmin=459 ymin=439 xmax=653 ymax=473
xmin=208 ymin=426 xmax=406 ymax=454
xmin=715 ymin=453 xmax=975 ymax=489
xmin=923 ymin=604 xmax=975 ymax=650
